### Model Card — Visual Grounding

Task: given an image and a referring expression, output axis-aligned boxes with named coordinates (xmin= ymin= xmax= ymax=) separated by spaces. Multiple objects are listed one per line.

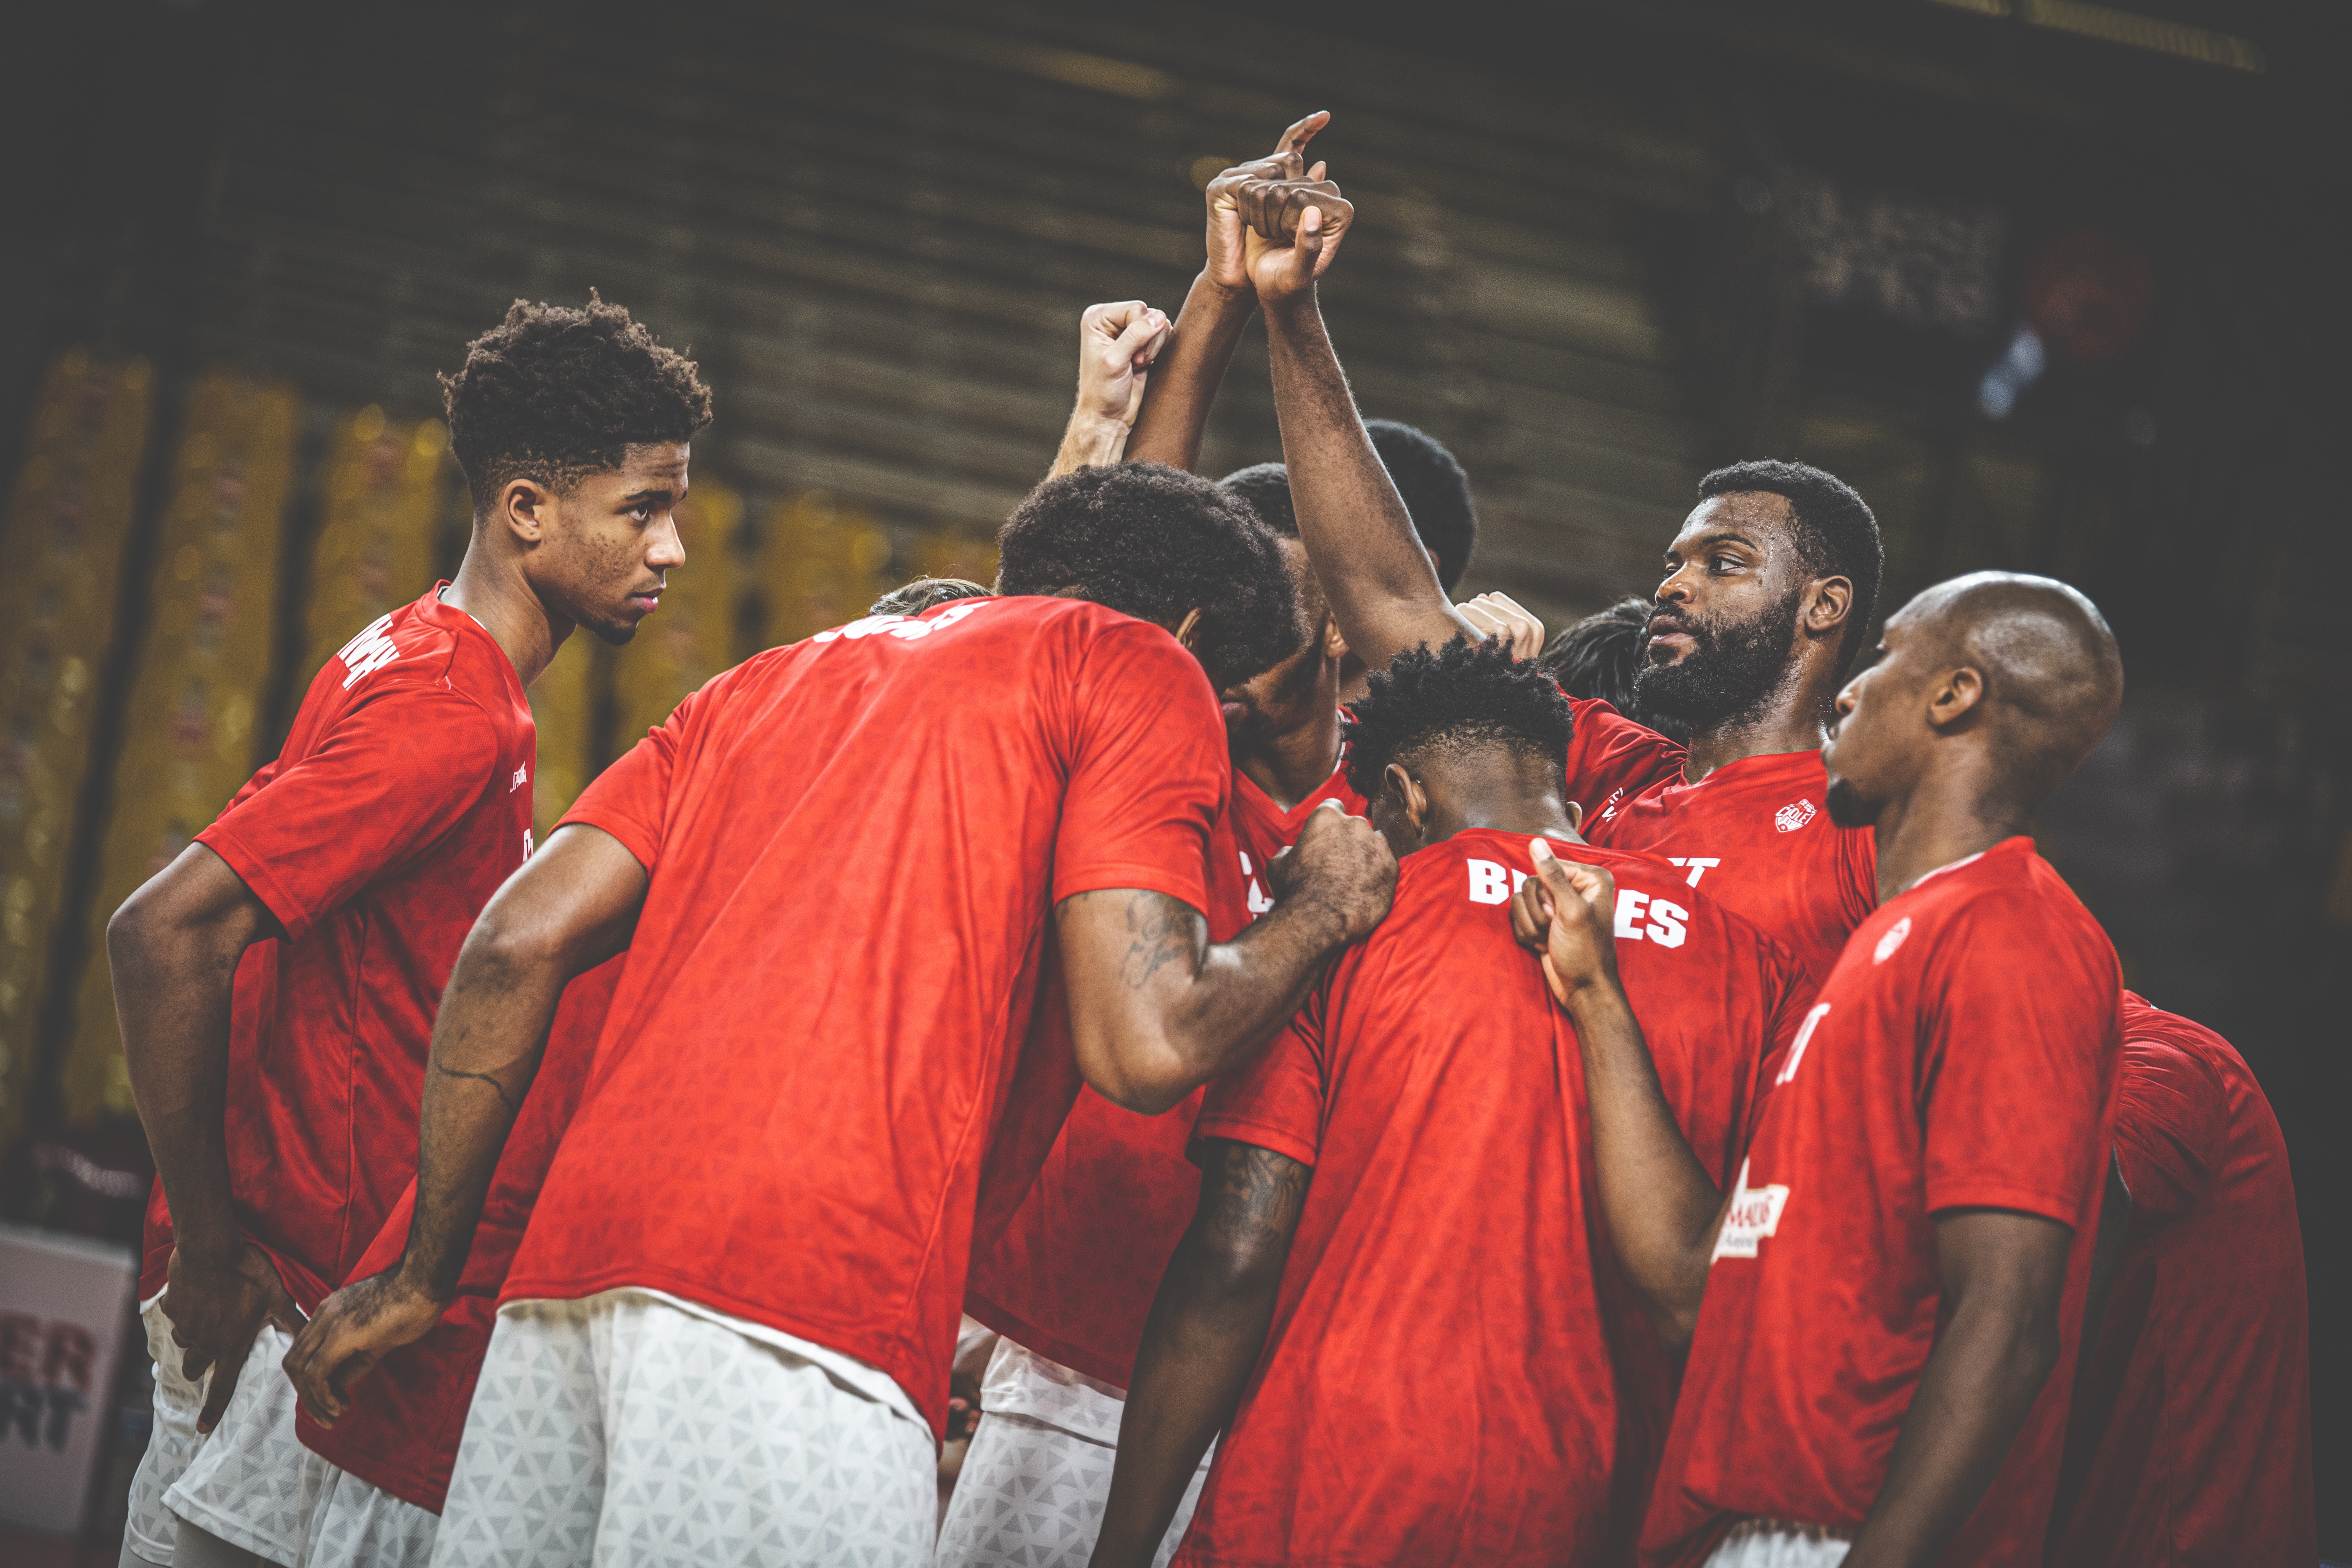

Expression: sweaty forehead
xmin=1669 ymin=491 xmax=1795 ymax=555
xmin=615 ymin=441 xmax=691 ymax=484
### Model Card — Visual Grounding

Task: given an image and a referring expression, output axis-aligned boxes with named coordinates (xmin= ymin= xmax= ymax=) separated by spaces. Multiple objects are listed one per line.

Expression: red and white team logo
xmin=1773 ymin=797 xmax=1817 ymax=833
xmin=1712 ymin=1156 xmax=1791 ymax=1261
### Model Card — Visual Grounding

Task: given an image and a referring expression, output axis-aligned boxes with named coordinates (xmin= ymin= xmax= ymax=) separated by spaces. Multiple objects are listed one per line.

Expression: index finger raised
xmin=1272 ymin=111 xmax=1331 ymax=158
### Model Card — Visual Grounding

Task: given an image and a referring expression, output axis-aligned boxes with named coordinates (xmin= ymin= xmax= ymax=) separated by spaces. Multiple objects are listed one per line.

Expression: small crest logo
xmin=1774 ymin=797 xmax=1817 ymax=833
xmin=1873 ymin=916 xmax=1912 ymax=964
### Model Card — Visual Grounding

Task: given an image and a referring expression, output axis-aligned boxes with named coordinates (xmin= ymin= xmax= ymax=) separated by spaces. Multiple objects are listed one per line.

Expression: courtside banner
xmin=0 ymin=1222 xmax=137 ymax=1532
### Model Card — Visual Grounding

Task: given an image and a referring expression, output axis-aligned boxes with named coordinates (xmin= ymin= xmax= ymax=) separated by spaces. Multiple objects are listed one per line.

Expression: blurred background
xmin=1 ymin=0 xmax=2344 ymax=1552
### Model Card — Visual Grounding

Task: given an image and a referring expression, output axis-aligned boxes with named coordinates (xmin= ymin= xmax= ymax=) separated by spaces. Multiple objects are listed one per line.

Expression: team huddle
xmin=107 ymin=114 xmax=2311 ymax=1568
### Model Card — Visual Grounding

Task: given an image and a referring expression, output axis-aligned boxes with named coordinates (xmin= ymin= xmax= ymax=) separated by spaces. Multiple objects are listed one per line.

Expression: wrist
xmin=395 ymin=1254 xmax=459 ymax=1306
xmin=1195 ymin=268 xmax=1254 ymax=308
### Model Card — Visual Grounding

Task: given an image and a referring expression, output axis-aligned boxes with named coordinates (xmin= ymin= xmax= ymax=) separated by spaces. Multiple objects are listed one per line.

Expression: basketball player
xmin=281 ymin=461 xmax=1396 ymax=1567
xmin=109 ymin=296 xmax=712 ymax=1568
xmin=1516 ymin=571 xmax=2126 ymax=1566
xmin=1223 ymin=136 xmax=1882 ymax=987
xmin=2047 ymin=994 xmax=2314 ymax=1565
xmin=1089 ymin=638 xmax=1808 ymax=1566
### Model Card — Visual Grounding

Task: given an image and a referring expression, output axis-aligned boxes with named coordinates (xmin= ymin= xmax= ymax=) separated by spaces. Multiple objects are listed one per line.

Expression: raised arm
xmin=1089 ymin=1137 xmax=1310 ymax=1568
xmin=1512 ymin=842 xmax=1726 ymax=1344
xmin=1125 ymin=112 xmax=1332 ymax=472
xmin=1253 ymin=205 xmax=1481 ymax=668
xmin=1047 ymin=300 xmax=1171 ymax=478
xmin=282 ymin=823 xmax=646 ymax=1422
xmin=1846 ymin=1209 xmax=2074 ymax=1568
xmin=111 ymin=844 xmax=298 ymax=1432
xmin=1058 ymin=802 xmax=1392 ymax=1114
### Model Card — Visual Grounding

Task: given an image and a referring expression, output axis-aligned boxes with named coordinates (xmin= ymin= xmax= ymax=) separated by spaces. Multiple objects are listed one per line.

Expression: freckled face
xmin=543 ymin=442 xmax=690 ymax=645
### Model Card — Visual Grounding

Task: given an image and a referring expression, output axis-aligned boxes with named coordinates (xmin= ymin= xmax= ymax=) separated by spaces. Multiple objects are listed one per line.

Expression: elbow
xmin=1090 ymin=1058 xmax=1192 ymax=1118
xmin=1078 ymin=1027 xmax=1198 ymax=1116
xmin=460 ymin=905 xmax=568 ymax=985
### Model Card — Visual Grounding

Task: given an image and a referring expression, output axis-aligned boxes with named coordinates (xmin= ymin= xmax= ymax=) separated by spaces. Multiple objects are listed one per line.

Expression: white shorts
xmin=1705 ymin=1525 xmax=1852 ymax=1568
xmin=431 ymin=1290 xmax=935 ymax=1568
xmin=293 ymin=1449 xmax=438 ymax=1567
xmin=123 ymin=1292 xmax=306 ymax=1566
xmin=933 ymin=1340 xmax=1209 ymax=1568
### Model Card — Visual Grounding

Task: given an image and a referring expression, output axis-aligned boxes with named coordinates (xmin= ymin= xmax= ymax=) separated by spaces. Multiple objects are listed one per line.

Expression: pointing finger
xmin=1273 ymin=111 xmax=1330 ymax=158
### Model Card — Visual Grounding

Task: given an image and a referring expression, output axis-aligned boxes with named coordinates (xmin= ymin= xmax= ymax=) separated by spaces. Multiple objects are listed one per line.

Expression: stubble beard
xmin=1633 ymin=588 xmax=1804 ymax=736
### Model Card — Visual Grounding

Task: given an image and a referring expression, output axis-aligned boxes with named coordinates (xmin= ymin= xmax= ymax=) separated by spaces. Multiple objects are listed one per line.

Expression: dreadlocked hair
xmin=441 ymin=292 xmax=713 ymax=514
xmin=1345 ymin=636 xmax=1574 ymax=802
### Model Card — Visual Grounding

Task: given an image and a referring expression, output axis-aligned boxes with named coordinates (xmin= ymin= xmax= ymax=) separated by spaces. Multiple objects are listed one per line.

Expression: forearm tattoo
xmin=1206 ymin=1141 xmax=1312 ymax=1253
xmin=430 ymin=1060 xmax=518 ymax=1112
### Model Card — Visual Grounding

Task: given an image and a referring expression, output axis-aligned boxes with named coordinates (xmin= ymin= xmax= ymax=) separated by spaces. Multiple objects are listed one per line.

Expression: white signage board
xmin=0 ymin=1222 xmax=138 ymax=1534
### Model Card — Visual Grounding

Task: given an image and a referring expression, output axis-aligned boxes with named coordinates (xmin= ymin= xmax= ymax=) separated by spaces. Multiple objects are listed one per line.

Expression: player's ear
xmin=1321 ymin=612 xmax=1348 ymax=660
xmin=1383 ymin=763 xmax=1427 ymax=837
xmin=1172 ymin=607 xmax=1204 ymax=650
xmin=1564 ymin=799 xmax=1583 ymax=833
xmin=501 ymin=478 xmax=553 ymax=545
xmin=1806 ymin=575 xmax=1854 ymax=638
xmin=1927 ymin=664 xmax=1986 ymax=729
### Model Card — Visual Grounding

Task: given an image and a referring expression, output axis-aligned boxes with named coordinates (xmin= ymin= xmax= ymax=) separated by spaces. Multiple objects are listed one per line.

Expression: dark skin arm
xmin=1089 ymin=1138 xmax=1311 ymax=1568
xmin=1126 ymin=113 xmax=1336 ymax=472
xmin=1253 ymin=206 xmax=1481 ymax=670
xmin=1511 ymin=846 xmax=1728 ymax=1344
xmin=283 ymin=823 xmax=644 ymax=1423
xmin=111 ymin=843 xmax=301 ymax=1432
xmin=1846 ymin=1209 xmax=2073 ymax=1567
xmin=1060 ymin=802 xmax=1392 ymax=1114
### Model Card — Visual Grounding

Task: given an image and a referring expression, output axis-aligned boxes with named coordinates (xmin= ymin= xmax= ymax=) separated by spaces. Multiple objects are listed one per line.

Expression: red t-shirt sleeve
xmin=2111 ymin=1033 xmax=2228 ymax=1225
xmin=1192 ymin=994 xmax=1327 ymax=1169
xmin=1839 ymin=815 xmax=1881 ymax=932
xmin=198 ymin=688 xmax=501 ymax=943
xmin=557 ymin=687 xmax=703 ymax=872
xmin=1920 ymin=894 xmax=2116 ymax=1228
xmin=1559 ymin=695 xmax=1686 ymax=815
xmin=1049 ymin=623 xmax=1229 ymax=911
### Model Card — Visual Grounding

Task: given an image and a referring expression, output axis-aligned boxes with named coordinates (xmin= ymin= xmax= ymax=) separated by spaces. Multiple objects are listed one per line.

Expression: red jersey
xmin=1179 ymin=830 xmax=1808 ymax=1567
xmin=296 ymin=958 xmax=622 ymax=1512
xmin=1557 ymin=696 xmax=1687 ymax=833
xmin=1646 ymin=837 xmax=2122 ymax=1567
xmin=503 ymin=597 xmax=1230 ymax=1439
xmin=140 ymin=588 xmax=535 ymax=1310
xmin=964 ymin=743 xmax=1365 ymax=1387
xmin=2048 ymin=995 xmax=2314 ymax=1566
xmin=1586 ymin=745 xmax=1876 ymax=992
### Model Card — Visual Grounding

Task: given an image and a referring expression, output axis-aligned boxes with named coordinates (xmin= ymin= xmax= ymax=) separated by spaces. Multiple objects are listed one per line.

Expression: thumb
xmin=1527 ymin=837 xmax=1581 ymax=911
xmin=1294 ymin=205 xmax=1327 ymax=267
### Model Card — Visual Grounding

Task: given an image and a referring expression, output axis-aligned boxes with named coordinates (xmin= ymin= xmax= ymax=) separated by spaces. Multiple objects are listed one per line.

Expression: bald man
xmin=1514 ymin=572 xmax=2127 ymax=1568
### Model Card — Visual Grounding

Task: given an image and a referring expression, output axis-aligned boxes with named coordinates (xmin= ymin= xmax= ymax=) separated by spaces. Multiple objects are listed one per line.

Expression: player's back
xmin=503 ymin=596 xmax=1231 ymax=1437
xmin=1182 ymin=830 xmax=1802 ymax=1566
xmin=2049 ymin=994 xmax=2314 ymax=1566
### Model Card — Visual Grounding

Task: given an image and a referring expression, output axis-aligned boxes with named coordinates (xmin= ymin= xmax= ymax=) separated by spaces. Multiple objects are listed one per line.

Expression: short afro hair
xmin=870 ymin=576 xmax=990 ymax=616
xmin=996 ymin=463 xmax=1301 ymax=690
xmin=1697 ymin=459 xmax=1882 ymax=674
xmin=1216 ymin=462 xmax=1296 ymax=538
xmin=441 ymin=293 xmax=713 ymax=514
xmin=1365 ymin=421 xmax=1477 ymax=592
xmin=1541 ymin=597 xmax=1691 ymax=746
xmin=1345 ymin=637 xmax=1573 ymax=802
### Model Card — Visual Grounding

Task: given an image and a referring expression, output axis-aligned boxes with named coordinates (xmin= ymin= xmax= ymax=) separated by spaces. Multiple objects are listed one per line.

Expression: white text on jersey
xmin=1466 ymin=858 xmax=1688 ymax=947
xmin=337 ymin=613 xmax=401 ymax=690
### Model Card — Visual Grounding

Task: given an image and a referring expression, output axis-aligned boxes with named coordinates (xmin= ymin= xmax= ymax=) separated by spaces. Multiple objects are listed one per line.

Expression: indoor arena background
xmin=2 ymin=0 xmax=2343 ymax=1552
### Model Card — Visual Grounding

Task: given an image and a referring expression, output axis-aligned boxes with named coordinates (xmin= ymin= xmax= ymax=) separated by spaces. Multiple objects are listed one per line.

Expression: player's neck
xmin=1424 ymin=759 xmax=1584 ymax=846
xmin=1236 ymin=697 xmax=1344 ymax=811
xmin=1868 ymin=758 xmax=2032 ymax=903
xmin=442 ymin=541 xmax=574 ymax=688
xmin=1680 ymin=690 xmax=1835 ymax=783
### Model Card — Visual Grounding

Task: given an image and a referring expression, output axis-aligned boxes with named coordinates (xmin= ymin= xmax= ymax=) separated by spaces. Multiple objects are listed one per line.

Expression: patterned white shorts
xmin=430 ymin=1291 xmax=935 ymax=1568
xmin=123 ymin=1292 xmax=305 ymax=1566
xmin=1705 ymin=1526 xmax=1852 ymax=1568
xmin=933 ymin=1341 xmax=1208 ymax=1568
xmin=293 ymin=1449 xmax=439 ymax=1567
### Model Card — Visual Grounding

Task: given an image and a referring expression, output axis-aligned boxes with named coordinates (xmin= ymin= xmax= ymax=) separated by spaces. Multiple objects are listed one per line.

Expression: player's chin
xmin=1823 ymin=776 xmax=1876 ymax=830
xmin=585 ymin=611 xmax=645 ymax=648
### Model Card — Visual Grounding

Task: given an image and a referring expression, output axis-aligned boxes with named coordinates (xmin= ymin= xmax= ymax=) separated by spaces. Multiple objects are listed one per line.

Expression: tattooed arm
xmin=282 ymin=824 xmax=644 ymax=1423
xmin=1057 ymin=803 xmax=1393 ymax=1115
xmin=1090 ymin=1138 xmax=1311 ymax=1568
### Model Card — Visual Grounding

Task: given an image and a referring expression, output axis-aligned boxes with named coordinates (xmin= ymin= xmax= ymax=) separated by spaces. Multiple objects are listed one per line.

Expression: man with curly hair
xmin=1089 ymin=639 xmax=1810 ymax=1566
xmin=280 ymin=460 xmax=1397 ymax=1568
xmin=111 ymin=294 xmax=711 ymax=1568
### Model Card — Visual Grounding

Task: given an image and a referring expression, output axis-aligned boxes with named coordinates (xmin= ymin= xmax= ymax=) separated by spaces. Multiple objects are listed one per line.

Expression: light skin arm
xmin=1845 ymin=1209 xmax=2074 ymax=1567
xmin=1088 ymin=1138 xmax=1311 ymax=1568
xmin=110 ymin=843 xmax=300 ymax=1432
xmin=1511 ymin=845 xmax=1728 ymax=1343
xmin=282 ymin=824 xmax=645 ymax=1422
xmin=1048 ymin=301 xmax=1171 ymax=478
xmin=1058 ymin=803 xmax=1392 ymax=1114
xmin=1252 ymin=209 xmax=1482 ymax=667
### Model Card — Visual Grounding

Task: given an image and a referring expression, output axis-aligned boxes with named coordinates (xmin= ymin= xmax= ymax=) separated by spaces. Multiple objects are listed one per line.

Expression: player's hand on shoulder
xmin=281 ymin=1265 xmax=450 ymax=1428
xmin=1269 ymin=799 xmax=1395 ymax=942
xmin=1514 ymin=840 xmax=1621 ymax=1004
xmin=160 ymin=1238 xmax=304 ymax=1434
xmin=1075 ymin=300 xmax=1171 ymax=431
xmin=1457 ymin=592 xmax=1546 ymax=661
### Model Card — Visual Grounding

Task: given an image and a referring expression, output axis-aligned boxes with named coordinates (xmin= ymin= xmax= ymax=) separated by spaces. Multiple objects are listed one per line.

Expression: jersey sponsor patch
xmin=1773 ymin=797 xmax=1817 ymax=833
xmin=1873 ymin=916 xmax=1912 ymax=964
xmin=336 ymin=612 xmax=402 ymax=689
xmin=1712 ymin=1156 xmax=1791 ymax=1261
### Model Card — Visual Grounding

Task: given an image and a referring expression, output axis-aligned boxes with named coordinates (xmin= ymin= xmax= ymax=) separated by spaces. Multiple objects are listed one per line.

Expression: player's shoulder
xmin=1894 ymin=837 xmax=2115 ymax=975
xmin=2120 ymin=993 xmax=2243 ymax=1083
